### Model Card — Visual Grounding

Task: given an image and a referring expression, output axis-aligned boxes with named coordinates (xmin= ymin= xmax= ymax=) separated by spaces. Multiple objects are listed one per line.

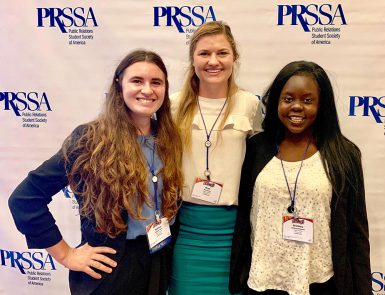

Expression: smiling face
xmin=192 ymin=33 xmax=234 ymax=97
xmin=121 ymin=61 xmax=165 ymax=127
xmin=278 ymin=74 xmax=320 ymax=140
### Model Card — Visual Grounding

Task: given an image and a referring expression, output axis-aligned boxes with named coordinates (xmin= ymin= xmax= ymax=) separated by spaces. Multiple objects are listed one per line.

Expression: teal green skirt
xmin=169 ymin=202 xmax=240 ymax=295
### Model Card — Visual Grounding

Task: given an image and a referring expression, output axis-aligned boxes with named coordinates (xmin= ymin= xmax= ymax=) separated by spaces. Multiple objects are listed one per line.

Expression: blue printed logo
xmin=349 ymin=96 xmax=385 ymax=123
xmin=372 ymin=271 xmax=385 ymax=294
xmin=0 ymin=92 xmax=52 ymax=117
xmin=62 ymin=186 xmax=79 ymax=211
xmin=37 ymin=7 xmax=98 ymax=33
xmin=37 ymin=7 xmax=97 ymax=45
xmin=62 ymin=186 xmax=73 ymax=199
xmin=0 ymin=249 xmax=56 ymax=274
xmin=277 ymin=4 xmax=347 ymax=32
xmin=277 ymin=4 xmax=346 ymax=45
xmin=153 ymin=6 xmax=216 ymax=33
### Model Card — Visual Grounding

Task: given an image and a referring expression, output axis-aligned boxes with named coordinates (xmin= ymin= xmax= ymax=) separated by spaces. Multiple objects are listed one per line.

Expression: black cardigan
xmin=229 ymin=132 xmax=371 ymax=295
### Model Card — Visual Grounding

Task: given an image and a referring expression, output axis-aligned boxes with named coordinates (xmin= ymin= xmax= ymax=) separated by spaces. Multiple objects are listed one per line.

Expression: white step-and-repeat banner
xmin=1 ymin=1 xmax=384 ymax=294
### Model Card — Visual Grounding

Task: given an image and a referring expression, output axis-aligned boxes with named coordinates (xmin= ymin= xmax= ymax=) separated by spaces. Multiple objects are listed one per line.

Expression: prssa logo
xmin=0 ymin=91 xmax=52 ymax=117
xmin=0 ymin=248 xmax=56 ymax=274
xmin=37 ymin=7 xmax=98 ymax=33
xmin=349 ymin=96 xmax=385 ymax=123
xmin=153 ymin=6 xmax=216 ymax=33
xmin=62 ymin=186 xmax=74 ymax=199
xmin=62 ymin=186 xmax=79 ymax=211
xmin=372 ymin=271 xmax=385 ymax=294
xmin=277 ymin=4 xmax=347 ymax=32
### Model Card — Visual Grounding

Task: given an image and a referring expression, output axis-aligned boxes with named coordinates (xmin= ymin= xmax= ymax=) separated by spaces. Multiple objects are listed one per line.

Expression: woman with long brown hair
xmin=9 ymin=49 xmax=183 ymax=295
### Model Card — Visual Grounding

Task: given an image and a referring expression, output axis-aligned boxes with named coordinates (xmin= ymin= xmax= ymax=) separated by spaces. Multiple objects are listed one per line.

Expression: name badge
xmin=146 ymin=217 xmax=172 ymax=254
xmin=191 ymin=177 xmax=223 ymax=204
xmin=282 ymin=215 xmax=314 ymax=244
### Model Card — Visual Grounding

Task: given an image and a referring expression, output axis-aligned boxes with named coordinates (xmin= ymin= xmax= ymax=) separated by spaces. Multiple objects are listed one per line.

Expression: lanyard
xmin=197 ymin=98 xmax=227 ymax=180
xmin=276 ymin=139 xmax=311 ymax=214
xmin=143 ymin=137 xmax=161 ymax=222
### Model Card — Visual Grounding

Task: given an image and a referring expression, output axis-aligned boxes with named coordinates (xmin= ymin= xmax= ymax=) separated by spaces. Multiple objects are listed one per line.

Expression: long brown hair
xmin=175 ymin=21 xmax=240 ymax=148
xmin=62 ymin=50 xmax=183 ymax=237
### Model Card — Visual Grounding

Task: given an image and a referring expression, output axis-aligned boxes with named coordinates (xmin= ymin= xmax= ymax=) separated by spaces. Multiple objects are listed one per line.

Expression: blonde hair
xmin=62 ymin=50 xmax=183 ymax=237
xmin=175 ymin=21 xmax=240 ymax=148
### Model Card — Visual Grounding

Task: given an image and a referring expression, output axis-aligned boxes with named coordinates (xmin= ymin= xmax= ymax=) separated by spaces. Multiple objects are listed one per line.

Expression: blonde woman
xmin=9 ymin=50 xmax=183 ymax=295
xmin=169 ymin=21 xmax=263 ymax=294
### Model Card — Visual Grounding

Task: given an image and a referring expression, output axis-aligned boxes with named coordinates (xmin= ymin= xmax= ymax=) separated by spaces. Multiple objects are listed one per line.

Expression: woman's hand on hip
xmin=47 ymin=240 xmax=117 ymax=279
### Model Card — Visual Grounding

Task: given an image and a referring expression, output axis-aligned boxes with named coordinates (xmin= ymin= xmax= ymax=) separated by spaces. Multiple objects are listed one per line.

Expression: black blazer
xmin=8 ymin=125 xmax=172 ymax=295
xmin=229 ymin=132 xmax=371 ymax=295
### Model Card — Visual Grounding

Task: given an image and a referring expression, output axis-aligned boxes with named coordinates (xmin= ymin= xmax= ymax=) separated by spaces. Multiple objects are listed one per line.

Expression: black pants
xmin=91 ymin=236 xmax=172 ymax=295
xmin=244 ymin=277 xmax=336 ymax=295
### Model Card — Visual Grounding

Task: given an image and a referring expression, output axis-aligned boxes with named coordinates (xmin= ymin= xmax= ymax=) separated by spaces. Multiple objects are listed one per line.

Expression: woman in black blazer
xmin=9 ymin=50 xmax=183 ymax=295
xmin=230 ymin=61 xmax=370 ymax=295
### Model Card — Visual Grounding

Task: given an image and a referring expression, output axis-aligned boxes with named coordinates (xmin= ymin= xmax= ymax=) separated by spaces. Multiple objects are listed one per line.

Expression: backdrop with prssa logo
xmin=0 ymin=1 xmax=384 ymax=294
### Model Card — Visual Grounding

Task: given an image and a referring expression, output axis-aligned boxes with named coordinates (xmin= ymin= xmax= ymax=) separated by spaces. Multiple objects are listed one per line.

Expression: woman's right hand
xmin=47 ymin=240 xmax=117 ymax=279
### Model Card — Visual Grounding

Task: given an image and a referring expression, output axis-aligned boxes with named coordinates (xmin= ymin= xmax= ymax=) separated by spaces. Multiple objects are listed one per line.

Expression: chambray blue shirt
xmin=126 ymin=135 xmax=163 ymax=239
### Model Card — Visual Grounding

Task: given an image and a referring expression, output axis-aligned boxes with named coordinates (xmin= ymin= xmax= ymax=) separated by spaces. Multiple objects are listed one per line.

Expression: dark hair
xmin=262 ymin=61 xmax=363 ymax=201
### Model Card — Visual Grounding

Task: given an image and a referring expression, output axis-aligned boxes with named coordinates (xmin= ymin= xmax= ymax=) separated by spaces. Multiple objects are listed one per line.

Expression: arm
xmin=8 ymin=126 xmax=117 ymax=278
xmin=8 ymin=150 xmax=68 ymax=248
xmin=350 ymin=154 xmax=371 ymax=294
xmin=229 ymin=133 xmax=275 ymax=293
xmin=229 ymin=136 xmax=258 ymax=293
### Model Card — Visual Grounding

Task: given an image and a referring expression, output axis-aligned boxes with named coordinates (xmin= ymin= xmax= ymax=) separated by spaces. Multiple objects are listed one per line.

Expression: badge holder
xmin=146 ymin=213 xmax=172 ymax=254
xmin=144 ymin=141 xmax=172 ymax=254
xmin=193 ymin=97 xmax=227 ymax=204
xmin=277 ymin=139 xmax=314 ymax=244
xmin=282 ymin=213 xmax=314 ymax=244
xmin=191 ymin=177 xmax=223 ymax=204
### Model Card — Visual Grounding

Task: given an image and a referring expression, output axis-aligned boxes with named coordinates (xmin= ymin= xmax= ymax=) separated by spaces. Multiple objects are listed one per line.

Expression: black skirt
xmin=90 ymin=235 xmax=172 ymax=295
